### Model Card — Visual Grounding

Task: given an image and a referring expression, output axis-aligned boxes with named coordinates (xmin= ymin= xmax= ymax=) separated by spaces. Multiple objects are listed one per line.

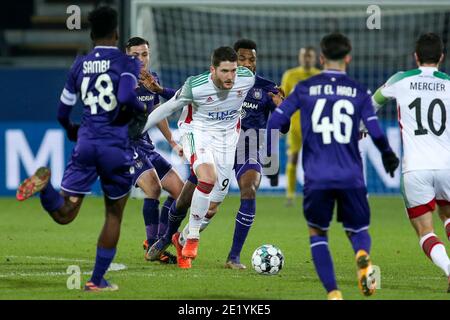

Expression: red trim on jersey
xmin=236 ymin=118 xmax=241 ymax=132
xmin=407 ymin=198 xmax=436 ymax=219
xmin=397 ymin=103 xmax=404 ymax=144
xmin=421 ymin=235 xmax=443 ymax=259
xmin=184 ymin=104 xmax=193 ymax=124
xmin=436 ymin=199 xmax=450 ymax=207
xmin=189 ymin=152 xmax=197 ymax=176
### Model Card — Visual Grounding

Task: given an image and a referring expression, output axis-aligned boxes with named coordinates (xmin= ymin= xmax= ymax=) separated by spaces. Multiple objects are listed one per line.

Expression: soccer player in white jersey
xmin=141 ymin=46 xmax=255 ymax=264
xmin=373 ymin=33 xmax=450 ymax=292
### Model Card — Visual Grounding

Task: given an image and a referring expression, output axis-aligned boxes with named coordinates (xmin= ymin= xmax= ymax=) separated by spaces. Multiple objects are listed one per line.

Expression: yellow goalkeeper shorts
xmin=287 ymin=110 xmax=302 ymax=155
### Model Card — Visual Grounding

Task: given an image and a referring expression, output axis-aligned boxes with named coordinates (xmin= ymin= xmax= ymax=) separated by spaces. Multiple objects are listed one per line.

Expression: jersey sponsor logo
xmin=241 ymin=109 xmax=247 ymax=119
xmin=138 ymin=95 xmax=154 ymax=102
xmin=242 ymin=101 xmax=259 ymax=110
xmin=252 ymin=88 xmax=262 ymax=100
xmin=82 ymin=60 xmax=110 ymax=74
xmin=208 ymin=109 xmax=239 ymax=121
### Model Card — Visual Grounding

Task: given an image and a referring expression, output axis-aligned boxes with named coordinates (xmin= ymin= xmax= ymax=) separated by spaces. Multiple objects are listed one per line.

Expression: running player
xmin=267 ymin=33 xmax=399 ymax=299
xmin=281 ymin=47 xmax=320 ymax=206
xmin=16 ymin=7 xmax=146 ymax=291
xmin=143 ymin=47 xmax=255 ymax=268
xmin=125 ymin=36 xmax=184 ymax=264
xmin=372 ymin=33 xmax=450 ymax=292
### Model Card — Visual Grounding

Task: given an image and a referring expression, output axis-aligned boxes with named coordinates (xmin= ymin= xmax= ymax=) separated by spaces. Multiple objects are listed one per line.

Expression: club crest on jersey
xmin=252 ymin=88 xmax=262 ymax=100
xmin=237 ymin=90 xmax=243 ymax=97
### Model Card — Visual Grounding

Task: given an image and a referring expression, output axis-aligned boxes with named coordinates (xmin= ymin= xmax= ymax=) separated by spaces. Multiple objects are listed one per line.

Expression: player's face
xmin=299 ymin=49 xmax=316 ymax=69
xmin=237 ymin=48 xmax=257 ymax=73
xmin=127 ymin=44 xmax=150 ymax=70
xmin=211 ymin=61 xmax=238 ymax=90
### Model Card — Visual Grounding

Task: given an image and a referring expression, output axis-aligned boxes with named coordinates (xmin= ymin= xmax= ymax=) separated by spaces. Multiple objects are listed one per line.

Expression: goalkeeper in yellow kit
xmin=281 ymin=46 xmax=320 ymax=206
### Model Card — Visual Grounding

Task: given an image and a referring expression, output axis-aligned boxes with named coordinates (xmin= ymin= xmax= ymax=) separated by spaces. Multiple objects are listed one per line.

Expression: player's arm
xmin=140 ymin=69 xmax=177 ymax=100
xmin=371 ymin=72 xmax=400 ymax=112
xmin=361 ymin=95 xmax=399 ymax=177
xmin=57 ymin=64 xmax=79 ymax=142
xmin=156 ymin=114 xmax=183 ymax=156
xmin=141 ymin=78 xmax=193 ymax=133
xmin=266 ymin=86 xmax=302 ymax=155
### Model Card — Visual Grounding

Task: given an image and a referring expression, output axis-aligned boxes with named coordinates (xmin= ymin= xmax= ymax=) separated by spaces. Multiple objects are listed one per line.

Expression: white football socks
xmin=187 ymin=187 xmax=210 ymax=239
xmin=420 ymin=233 xmax=450 ymax=277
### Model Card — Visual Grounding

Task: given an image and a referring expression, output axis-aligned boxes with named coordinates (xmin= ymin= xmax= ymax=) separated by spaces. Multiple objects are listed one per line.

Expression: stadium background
xmin=0 ymin=0 xmax=449 ymax=197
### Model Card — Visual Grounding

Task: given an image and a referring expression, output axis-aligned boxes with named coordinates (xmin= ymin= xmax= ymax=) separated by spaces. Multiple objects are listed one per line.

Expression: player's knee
xmin=195 ymin=163 xmax=217 ymax=185
xmin=240 ymin=185 xmax=256 ymax=199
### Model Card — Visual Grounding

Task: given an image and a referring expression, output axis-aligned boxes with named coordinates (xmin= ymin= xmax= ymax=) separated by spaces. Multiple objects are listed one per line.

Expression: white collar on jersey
xmin=94 ymin=46 xmax=119 ymax=50
xmin=419 ymin=66 xmax=438 ymax=71
xmin=322 ymin=69 xmax=346 ymax=74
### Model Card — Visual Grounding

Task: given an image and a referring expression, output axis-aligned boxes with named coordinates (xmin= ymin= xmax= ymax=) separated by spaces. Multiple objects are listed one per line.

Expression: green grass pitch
xmin=0 ymin=195 xmax=449 ymax=300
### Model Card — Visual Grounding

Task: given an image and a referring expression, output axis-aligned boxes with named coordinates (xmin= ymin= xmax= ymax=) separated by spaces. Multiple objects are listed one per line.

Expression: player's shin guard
xmin=348 ymin=230 xmax=371 ymax=254
xmin=310 ymin=236 xmax=338 ymax=293
xmin=444 ymin=219 xmax=450 ymax=241
xmin=40 ymin=183 xmax=64 ymax=213
xmin=158 ymin=197 xmax=174 ymax=239
xmin=229 ymin=199 xmax=256 ymax=260
xmin=188 ymin=183 xmax=213 ymax=239
xmin=90 ymin=247 xmax=116 ymax=286
xmin=143 ymin=199 xmax=159 ymax=246
xmin=420 ymin=233 xmax=450 ymax=276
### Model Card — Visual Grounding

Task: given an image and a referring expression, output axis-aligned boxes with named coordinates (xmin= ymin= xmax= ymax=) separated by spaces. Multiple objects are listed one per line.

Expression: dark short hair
xmin=126 ymin=37 xmax=149 ymax=49
xmin=320 ymin=33 xmax=352 ymax=60
xmin=211 ymin=46 xmax=238 ymax=67
xmin=234 ymin=39 xmax=257 ymax=52
xmin=415 ymin=33 xmax=444 ymax=64
xmin=88 ymin=6 xmax=118 ymax=40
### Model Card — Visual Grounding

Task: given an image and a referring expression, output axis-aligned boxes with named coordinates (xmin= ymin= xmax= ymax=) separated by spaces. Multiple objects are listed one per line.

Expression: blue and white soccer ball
xmin=251 ymin=244 xmax=285 ymax=275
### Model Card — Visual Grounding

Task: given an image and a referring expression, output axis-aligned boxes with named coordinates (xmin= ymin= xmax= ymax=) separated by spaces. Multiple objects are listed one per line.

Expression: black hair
xmin=126 ymin=36 xmax=149 ymax=49
xmin=88 ymin=6 xmax=118 ymax=41
xmin=211 ymin=46 xmax=238 ymax=67
xmin=320 ymin=33 xmax=352 ymax=60
xmin=415 ymin=33 xmax=444 ymax=64
xmin=233 ymin=39 xmax=257 ymax=52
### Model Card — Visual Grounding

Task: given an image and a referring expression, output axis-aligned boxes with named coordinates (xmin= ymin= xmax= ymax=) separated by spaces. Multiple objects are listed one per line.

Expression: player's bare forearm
xmin=157 ymin=119 xmax=176 ymax=148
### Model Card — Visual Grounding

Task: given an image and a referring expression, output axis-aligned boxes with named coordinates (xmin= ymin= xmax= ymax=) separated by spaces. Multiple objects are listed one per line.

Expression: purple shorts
xmin=132 ymin=145 xmax=172 ymax=186
xmin=61 ymin=141 xmax=134 ymax=199
xmin=233 ymin=143 xmax=262 ymax=181
xmin=303 ymin=187 xmax=370 ymax=232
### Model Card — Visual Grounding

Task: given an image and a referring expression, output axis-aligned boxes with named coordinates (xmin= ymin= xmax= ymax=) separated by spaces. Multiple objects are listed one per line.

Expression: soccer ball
xmin=251 ymin=244 xmax=284 ymax=275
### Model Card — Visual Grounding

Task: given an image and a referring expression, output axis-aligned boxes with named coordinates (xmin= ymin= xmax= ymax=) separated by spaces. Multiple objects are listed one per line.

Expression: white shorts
xmin=402 ymin=170 xmax=450 ymax=219
xmin=181 ymin=128 xmax=239 ymax=203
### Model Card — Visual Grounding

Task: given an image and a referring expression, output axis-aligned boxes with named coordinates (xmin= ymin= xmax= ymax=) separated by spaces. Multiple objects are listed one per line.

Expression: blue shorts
xmin=61 ymin=142 xmax=134 ymax=199
xmin=303 ymin=187 xmax=370 ymax=233
xmin=132 ymin=145 xmax=172 ymax=186
xmin=233 ymin=143 xmax=262 ymax=181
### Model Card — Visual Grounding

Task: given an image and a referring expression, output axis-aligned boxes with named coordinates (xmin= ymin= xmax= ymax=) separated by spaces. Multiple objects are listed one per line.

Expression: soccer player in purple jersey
xmin=125 ymin=37 xmax=184 ymax=264
xmin=267 ymin=33 xmax=400 ymax=299
xmin=147 ymin=39 xmax=284 ymax=269
xmin=15 ymin=7 xmax=146 ymax=291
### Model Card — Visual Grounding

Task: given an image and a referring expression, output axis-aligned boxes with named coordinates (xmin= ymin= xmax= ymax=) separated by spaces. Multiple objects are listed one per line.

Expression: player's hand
xmin=66 ymin=123 xmax=79 ymax=142
xmin=382 ymin=150 xmax=400 ymax=177
xmin=172 ymin=143 xmax=184 ymax=158
xmin=139 ymin=69 xmax=163 ymax=93
xmin=269 ymin=89 xmax=285 ymax=107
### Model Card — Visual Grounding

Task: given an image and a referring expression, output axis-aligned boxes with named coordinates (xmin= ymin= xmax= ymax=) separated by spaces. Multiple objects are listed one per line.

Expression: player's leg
xmin=435 ymin=169 xmax=450 ymax=242
xmin=137 ymin=169 xmax=162 ymax=249
xmin=86 ymin=194 xmax=128 ymax=292
xmin=338 ymin=188 xmax=375 ymax=296
xmin=403 ymin=171 xmax=450 ymax=283
xmin=85 ymin=144 xmax=134 ymax=292
xmin=438 ymin=205 xmax=450 ymax=242
xmin=285 ymin=110 xmax=301 ymax=207
xmin=304 ymin=188 xmax=341 ymax=300
xmin=159 ymin=168 xmax=184 ymax=238
xmin=225 ymin=158 xmax=261 ymax=269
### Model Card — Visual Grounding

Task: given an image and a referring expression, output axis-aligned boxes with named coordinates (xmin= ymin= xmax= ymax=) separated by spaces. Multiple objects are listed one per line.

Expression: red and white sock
xmin=188 ymin=181 xmax=213 ymax=239
xmin=420 ymin=233 xmax=450 ymax=276
xmin=444 ymin=219 xmax=450 ymax=241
